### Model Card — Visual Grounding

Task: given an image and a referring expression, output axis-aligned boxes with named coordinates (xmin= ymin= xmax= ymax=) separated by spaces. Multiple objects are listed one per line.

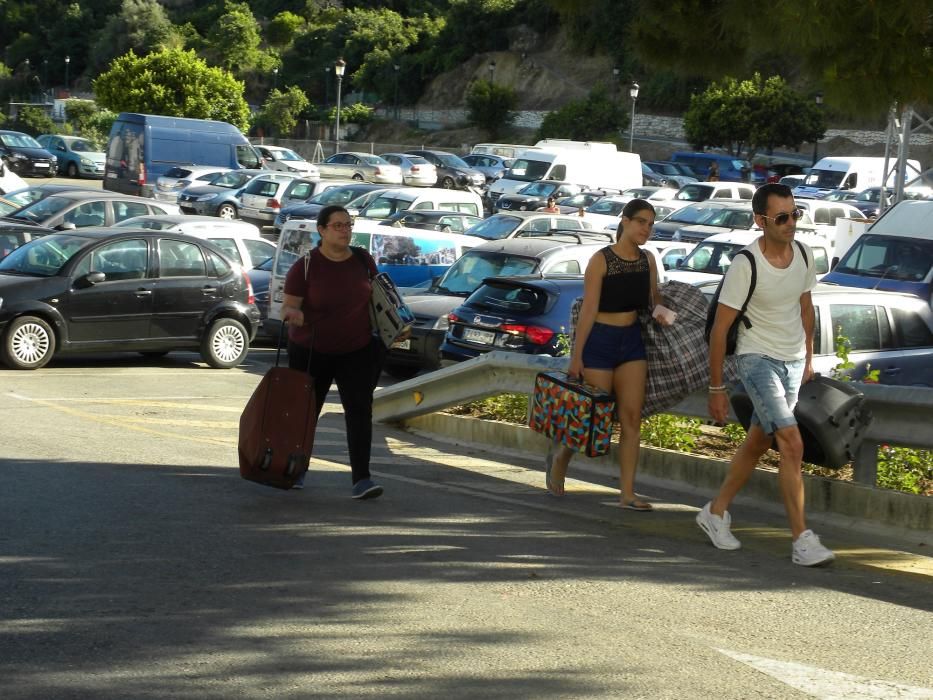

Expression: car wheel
xmin=201 ymin=318 xmax=249 ymax=368
xmin=352 ymin=173 xmax=364 ymax=181
xmin=217 ymin=203 xmax=238 ymax=219
xmin=66 ymin=162 xmax=79 ymax=178
xmin=383 ymin=363 xmax=420 ymax=380
xmin=1 ymin=316 xmax=56 ymax=370
xmin=441 ymin=177 xmax=455 ymax=189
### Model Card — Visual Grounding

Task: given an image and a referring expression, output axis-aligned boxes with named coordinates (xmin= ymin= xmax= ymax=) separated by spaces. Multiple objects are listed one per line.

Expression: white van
xmin=348 ymin=187 xmax=483 ymax=221
xmin=488 ymin=140 xmax=642 ymax=204
xmin=793 ymin=156 xmax=921 ymax=199
xmin=470 ymin=143 xmax=530 ymax=160
xmin=264 ymin=219 xmax=477 ymax=335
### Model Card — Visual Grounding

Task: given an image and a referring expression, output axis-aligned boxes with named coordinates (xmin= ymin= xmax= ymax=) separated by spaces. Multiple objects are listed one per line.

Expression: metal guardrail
xmin=373 ymin=351 xmax=933 ymax=487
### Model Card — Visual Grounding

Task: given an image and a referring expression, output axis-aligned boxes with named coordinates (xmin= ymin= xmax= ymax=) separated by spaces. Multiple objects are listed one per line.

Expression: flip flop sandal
xmin=622 ymin=499 xmax=653 ymax=512
xmin=545 ymin=438 xmax=564 ymax=497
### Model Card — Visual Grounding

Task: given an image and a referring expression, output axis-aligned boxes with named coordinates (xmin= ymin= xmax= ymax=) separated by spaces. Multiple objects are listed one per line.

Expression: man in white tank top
xmin=699 ymin=183 xmax=835 ymax=567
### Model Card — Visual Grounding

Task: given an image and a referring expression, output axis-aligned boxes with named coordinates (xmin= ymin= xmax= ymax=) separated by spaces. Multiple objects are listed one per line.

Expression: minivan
xmin=670 ymin=152 xmax=756 ymax=183
xmin=263 ymin=219 xmax=477 ymax=337
xmin=103 ymin=113 xmax=263 ymax=199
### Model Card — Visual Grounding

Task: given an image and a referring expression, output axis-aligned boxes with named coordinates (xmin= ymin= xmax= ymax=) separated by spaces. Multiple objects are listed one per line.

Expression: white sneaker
xmin=792 ymin=530 xmax=835 ymax=567
xmin=696 ymin=502 xmax=741 ymax=550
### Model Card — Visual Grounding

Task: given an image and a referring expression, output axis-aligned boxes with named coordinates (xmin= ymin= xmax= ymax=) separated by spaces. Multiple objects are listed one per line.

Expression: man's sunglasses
xmin=759 ymin=209 xmax=804 ymax=225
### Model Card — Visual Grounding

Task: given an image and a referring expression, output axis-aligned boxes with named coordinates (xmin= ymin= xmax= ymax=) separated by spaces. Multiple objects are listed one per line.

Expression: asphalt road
xmin=1 ymin=347 xmax=931 ymax=699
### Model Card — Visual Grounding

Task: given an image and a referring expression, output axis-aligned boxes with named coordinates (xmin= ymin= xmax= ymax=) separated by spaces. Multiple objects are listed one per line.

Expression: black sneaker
xmin=351 ymin=478 xmax=383 ymax=500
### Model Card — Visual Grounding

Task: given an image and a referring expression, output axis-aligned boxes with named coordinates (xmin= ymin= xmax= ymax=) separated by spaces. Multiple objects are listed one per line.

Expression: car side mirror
xmin=74 ymin=271 xmax=106 ymax=289
xmin=57 ymin=222 xmax=77 ymax=231
xmin=346 ymin=208 xmax=360 ymax=216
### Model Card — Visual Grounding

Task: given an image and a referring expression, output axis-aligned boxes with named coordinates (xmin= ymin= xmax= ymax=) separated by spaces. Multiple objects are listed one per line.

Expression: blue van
xmin=670 ymin=152 xmax=757 ymax=183
xmin=103 ymin=113 xmax=263 ymax=198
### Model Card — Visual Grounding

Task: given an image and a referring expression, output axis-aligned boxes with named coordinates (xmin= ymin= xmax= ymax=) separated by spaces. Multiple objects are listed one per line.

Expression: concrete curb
xmin=399 ymin=413 xmax=932 ymax=533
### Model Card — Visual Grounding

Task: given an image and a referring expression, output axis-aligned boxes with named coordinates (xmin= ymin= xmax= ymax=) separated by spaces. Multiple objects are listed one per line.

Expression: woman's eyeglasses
xmin=760 ymin=209 xmax=803 ymax=225
xmin=326 ymin=221 xmax=353 ymax=231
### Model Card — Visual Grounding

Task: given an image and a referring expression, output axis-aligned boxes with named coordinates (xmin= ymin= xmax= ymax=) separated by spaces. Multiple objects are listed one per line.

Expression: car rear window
xmin=468 ymin=283 xmax=549 ymax=314
xmin=164 ymin=167 xmax=192 ymax=178
xmin=891 ymin=308 xmax=933 ymax=347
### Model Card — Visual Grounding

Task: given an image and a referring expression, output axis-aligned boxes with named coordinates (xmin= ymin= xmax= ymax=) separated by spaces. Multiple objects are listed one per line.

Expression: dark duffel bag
xmin=730 ymin=374 xmax=872 ymax=469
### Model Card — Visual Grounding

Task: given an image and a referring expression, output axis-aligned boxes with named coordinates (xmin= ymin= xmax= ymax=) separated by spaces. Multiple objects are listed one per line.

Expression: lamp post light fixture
xmin=334 ymin=58 xmax=346 ymax=154
xmin=488 ymin=60 xmax=496 ymax=84
xmin=812 ymin=91 xmax=824 ymax=165
xmin=393 ymin=64 xmax=400 ymax=121
xmin=628 ymin=81 xmax=640 ymax=152
xmin=273 ymin=67 xmax=278 ymax=91
xmin=64 ymin=55 xmax=70 ymax=93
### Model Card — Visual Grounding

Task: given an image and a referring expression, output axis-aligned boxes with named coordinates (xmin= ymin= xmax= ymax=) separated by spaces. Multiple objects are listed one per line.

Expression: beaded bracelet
xmin=708 ymin=385 xmax=728 ymax=394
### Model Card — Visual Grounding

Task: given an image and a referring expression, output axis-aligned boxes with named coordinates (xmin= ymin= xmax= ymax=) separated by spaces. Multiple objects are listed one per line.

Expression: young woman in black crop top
xmin=546 ymin=199 xmax=672 ymax=510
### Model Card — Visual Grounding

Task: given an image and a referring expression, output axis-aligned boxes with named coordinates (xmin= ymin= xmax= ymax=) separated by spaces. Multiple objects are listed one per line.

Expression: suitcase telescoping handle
xmin=275 ymin=319 xmax=313 ymax=373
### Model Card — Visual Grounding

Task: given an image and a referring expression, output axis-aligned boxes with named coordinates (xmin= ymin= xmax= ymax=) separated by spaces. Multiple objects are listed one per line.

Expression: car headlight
xmin=519 ymin=205 xmax=528 ymax=210
xmin=80 ymin=158 xmax=94 ymax=166
xmin=433 ymin=316 xmax=449 ymax=331
xmin=287 ymin=166 xmax=302 ymax=172
xmin=197 ymin=193 xmax=218 ymax=201
xmin=10 ymin=153 xmax=27 ymax=161
xmin=49 ymin=156 xmax=57 ymax=164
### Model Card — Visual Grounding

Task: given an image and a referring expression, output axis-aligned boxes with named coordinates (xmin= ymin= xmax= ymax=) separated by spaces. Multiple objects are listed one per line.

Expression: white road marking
xmin=717 ymin=649 xmax=933 ymax=699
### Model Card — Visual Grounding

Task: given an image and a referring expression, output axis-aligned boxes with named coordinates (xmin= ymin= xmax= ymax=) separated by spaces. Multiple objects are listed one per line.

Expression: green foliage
xmin=427 ymin=0 xmax=517 ymax=73
xmin=266 ymin=11 xmax=305 ymax=46
xmin=877 ymin=446 xmax=932 ymax=495
xmin=93 ymin=48 xmax=250 ymax=131
xmin=640 ymin=414 xmax=702 ymax=452
xmin=327 ymin=102 xmax=375 ymax=125
xmin=683 ymin=73 xmax=825 ymax=161
xmin=465 ymin=79 xmax=517 ymax=139
xmin=722 ymin=422 xmax=746 ymax=445
xmin=204 ymin=2 xmax=273 ymax=75
xmin=830 ymin=326 xmax=880 ymax=383
xmin=454 ymin=393 xmax=529 ymax=423
xmin=89 ymin=0 xmax=185 ymax=74
xmin=254 ymin=86 xmax=311 ymax=137
xmin=64 ymin=99 xmax=98 ymax=132
xmin=536 ymin=85 xmax=628 ymax=142
xmin=13 ymin=106 xmax=55 ymax=136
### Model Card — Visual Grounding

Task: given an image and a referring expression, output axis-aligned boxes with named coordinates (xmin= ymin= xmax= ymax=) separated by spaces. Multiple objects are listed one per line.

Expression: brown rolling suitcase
xmin=238 ymin=340 xmax=317 ymax=489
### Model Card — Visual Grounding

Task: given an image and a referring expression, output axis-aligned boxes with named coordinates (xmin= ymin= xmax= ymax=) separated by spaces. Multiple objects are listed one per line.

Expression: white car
xmin=113 ymin=214 xmax=275 ymax=270
xmin=153 ymin=165 xmax=232 ymax=204
xmin=0 ymin=161 xmax=27 ymax=194
xmin=237 ymin=173 xmax=300 ymax=227
xmin=255 ymin=145 xmax=319 ymax=178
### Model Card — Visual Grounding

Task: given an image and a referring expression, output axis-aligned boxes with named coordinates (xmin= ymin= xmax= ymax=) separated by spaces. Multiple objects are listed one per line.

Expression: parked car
xmin=641 ymin=240 xmax=696 ymax=271
xmin=316 ymin=152 xmax=403 ymax=184
xmin=111 ymin=215 xmax=275 ymax=272
xmin=0 ymin=161 xmax=28 ymax=194
xmin=386 ymin=236 xmax=609 ymax=378
xmin=495 ymin=180 xmax=582 ymax=212
xmin=580 ymin=189 xmax=679 ymax=232
xmin=176 ymin=169 xmax=267 ymax=219
xmin=379 ymin=210 xmax=483 ymax=233
xmin=36 ymin=134 xmax=105 ymax=179
xmin=5 ymin=191 xmax=179 ymax=230
xmin=236 ymin=173 xmax=300 ymax=227
xmin=0 ymin=184 xmax=97 ymax=217
xmin=779 ymin=174 xmax=807 ymax=188
xmin=405 ymin=150 xmax=486 ymax=190
xmin=464 ymin=211 xmax=597 ymax=241
xmin=441 ymin=275 xmax=584 ymax=362
xmin=670 ymin=152 xmax=757 ymax=183
xmin=255 ymin=145 xmax=319 ymax=177
xmin=0 ymin=229 xmax=260 ymax=369
xmin=273 ymin=183 xmax=386 ymax=234
xmin=461 ymin=153 xmax=513 ymax=182
xmin=845 ymin=187 xmax=897 ymax=219
xmin=0 ymin=130 xmax=57 ymax=177
xmin=642 ymin=162 xmax=668 ymax=187
xmin=666 ymin=202 xmax=759 ymax=243
xmin=379 ymin=153 xmax=438 ymax=187
xmin=277 ymin=177 xmax=352 ymax=210
xmin=554 ymin=190 xmax=615 ymax=214
xmin=250 ymin=255 xmax=274 ymax=327
xmin=644 ymin=161 xmax=698 ymax=189
xmin=0 ymin=222 xmax=54 ymax=259
xmin=651 ymin=201 xmax=737 ymax=241
xmin=152 ymin=165 xmax=231 ymax=204
xmin=349 ymin=187 xmax=483 ymax=226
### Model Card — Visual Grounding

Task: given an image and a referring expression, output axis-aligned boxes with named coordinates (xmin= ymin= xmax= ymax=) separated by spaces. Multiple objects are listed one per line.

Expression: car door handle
xmin=882 ymin=367 xmax=901 ymax=375
xmin=135 ymin=289 xmax=152 ymax=297
xmin=201 ymin=285 xmax=218 ymax=294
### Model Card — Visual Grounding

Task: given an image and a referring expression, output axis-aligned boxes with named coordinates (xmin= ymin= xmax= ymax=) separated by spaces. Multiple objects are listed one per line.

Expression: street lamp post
xmin=628 ymin=81 xmax=640 ymax=152
xmin=273 ymin=67 xmax=278 ymax=92
xmin=812 ymin=91 xmax=824 ymax=165
xmin=488 ymin=60 xmax=496 ymax=84
xmin=393 ymin=64 xmax=400 ymax=121
xmin=322 ymin=66 xmax=329 ymax=109
xmin=64 ymin=55 xmax=70 ymax=94
xmin=334 ymin=58 xmax=346 ymax=154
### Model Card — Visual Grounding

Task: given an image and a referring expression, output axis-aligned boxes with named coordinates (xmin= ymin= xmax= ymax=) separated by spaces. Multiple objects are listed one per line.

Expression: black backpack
xmin=704 ymin=240 xmax=808 ymax=355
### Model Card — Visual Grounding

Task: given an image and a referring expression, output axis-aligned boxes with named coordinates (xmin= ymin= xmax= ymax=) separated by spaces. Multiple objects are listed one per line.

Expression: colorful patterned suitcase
xmin=529 ymin=371 xmax=616 ymax=457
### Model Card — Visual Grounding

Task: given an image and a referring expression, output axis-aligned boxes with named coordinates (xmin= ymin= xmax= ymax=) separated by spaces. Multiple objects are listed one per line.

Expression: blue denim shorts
xmin=581 ymin=322 xmax=646 ymax=370
xmin=736 ymin=354 xmax=805 ymax=434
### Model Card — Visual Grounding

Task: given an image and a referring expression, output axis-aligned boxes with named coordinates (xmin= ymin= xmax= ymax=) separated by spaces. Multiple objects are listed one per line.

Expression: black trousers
xmin=288 ymin=338 xmax=387 ymax=485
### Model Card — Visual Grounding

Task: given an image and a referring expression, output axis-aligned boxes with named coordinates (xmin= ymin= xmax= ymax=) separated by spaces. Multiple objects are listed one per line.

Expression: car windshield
xmin=317 ymin=187 xmax=371 ymax=206
xmin=435 ymin=153 xmax=469 ymax=169
xmin=360 ymin=154 xmax=389 ymax=165
xmin=11 ymin=195 xmax=75 ymax=223
xmin=803 ymin=169 xmax=846 ymax=189
xmin=464 ymin=214 xmax=523 ymax=240
xmin=0 ymin=234 xmax=90 ymax=276
xmin=436 ymin=251 xmax=538 ymax=295
xmin=0 ymin=187 xmax=47 ymax=213
xmin=855 ymin=189 xmax=881 ymax=202
xmin=833 ymin=234 xmax=933 ymax=282
xmin=586 ymin=199 xmax=625 ymax=216
xmin=671 ymin=163 xmax=699 ymax=178
xmin=210 ymin=171 xmax=253 ymax=189
xmin=665 ymin=203 xmax=725 ymax=224
xmin=518 ymin=181 xmax=556 ymax=197
xmin=0 ymin=133 xmax=42 ymax=148
xmin=675 ymin=184 xmax=715 ymax=202
xmin=677 ymin=242 xmax=746 ymax=274
xmin=275 ymin=148 xmax=302 ymax=161
xmin=559 ymin=194 xmax=593 ymax=207
xmin=649 ymin=163 xmax=680 ymax=176
xmin=505 ymin=157 xmax=552 ymax=183
xmin=163 ymin=167 xmax=192 ymax=178
xmin=70 ymin=139 xmax=96 ymax=152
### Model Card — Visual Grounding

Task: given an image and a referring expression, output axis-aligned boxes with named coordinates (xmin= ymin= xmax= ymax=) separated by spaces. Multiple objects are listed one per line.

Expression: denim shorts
xmin=736 ymin=353 xmax=805 ymax=434
xmin=581 ymin=322 xmax=646 ymax=369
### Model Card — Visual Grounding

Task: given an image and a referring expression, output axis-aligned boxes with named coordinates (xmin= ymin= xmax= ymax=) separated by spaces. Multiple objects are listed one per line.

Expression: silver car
xmin=153 ymin=165 xmax=231 ymax=203
xmin=316 ymin=152 xmax=403 ymax=185
xmin=237 ymin=174 xmax=300 ymax=226
xmin=379 ymin=152 xmax=438 ymax=187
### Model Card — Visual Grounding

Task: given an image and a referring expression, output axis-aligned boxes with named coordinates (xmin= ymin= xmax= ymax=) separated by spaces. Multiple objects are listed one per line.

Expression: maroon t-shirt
xmin=284 ymin=247 xmax=377 ymax=354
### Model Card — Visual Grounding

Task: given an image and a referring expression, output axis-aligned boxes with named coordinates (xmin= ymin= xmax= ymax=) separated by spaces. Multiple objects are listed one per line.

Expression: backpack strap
xmin=735 ymin=249 xmax=756 ymax=329
xmin=794 ymin=239 xmax=809 ymax=268
xmin=349 ymin=245 xmax=374 ymax=279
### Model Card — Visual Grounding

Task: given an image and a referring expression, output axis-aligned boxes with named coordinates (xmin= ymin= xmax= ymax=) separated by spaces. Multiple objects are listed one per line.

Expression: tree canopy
xmin=536 ymin=86 xmax=628 ymax=143
xmin=93 ymin=48 xmax=251 ymax=130
xmin=466 ymin=79 xmax=518 ymax=139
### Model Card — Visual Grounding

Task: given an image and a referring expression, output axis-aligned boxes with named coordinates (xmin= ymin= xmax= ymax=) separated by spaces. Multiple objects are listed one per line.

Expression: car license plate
xmin=463 ymin=328 xmax=495 ymax=345
xmin=391 ymin=339 xmax=411 ymax=350
xmin=34 ymin=162 xmax=49 ymax=168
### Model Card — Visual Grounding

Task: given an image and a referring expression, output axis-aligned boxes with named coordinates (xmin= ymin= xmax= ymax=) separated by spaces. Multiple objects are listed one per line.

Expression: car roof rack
xmin=514 ymin=229 xmax=614 ymax=244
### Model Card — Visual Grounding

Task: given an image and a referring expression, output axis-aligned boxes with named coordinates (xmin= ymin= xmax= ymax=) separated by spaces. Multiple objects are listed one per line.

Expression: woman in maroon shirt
xmin=281 ymin=205 xmax=385 ymax=499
